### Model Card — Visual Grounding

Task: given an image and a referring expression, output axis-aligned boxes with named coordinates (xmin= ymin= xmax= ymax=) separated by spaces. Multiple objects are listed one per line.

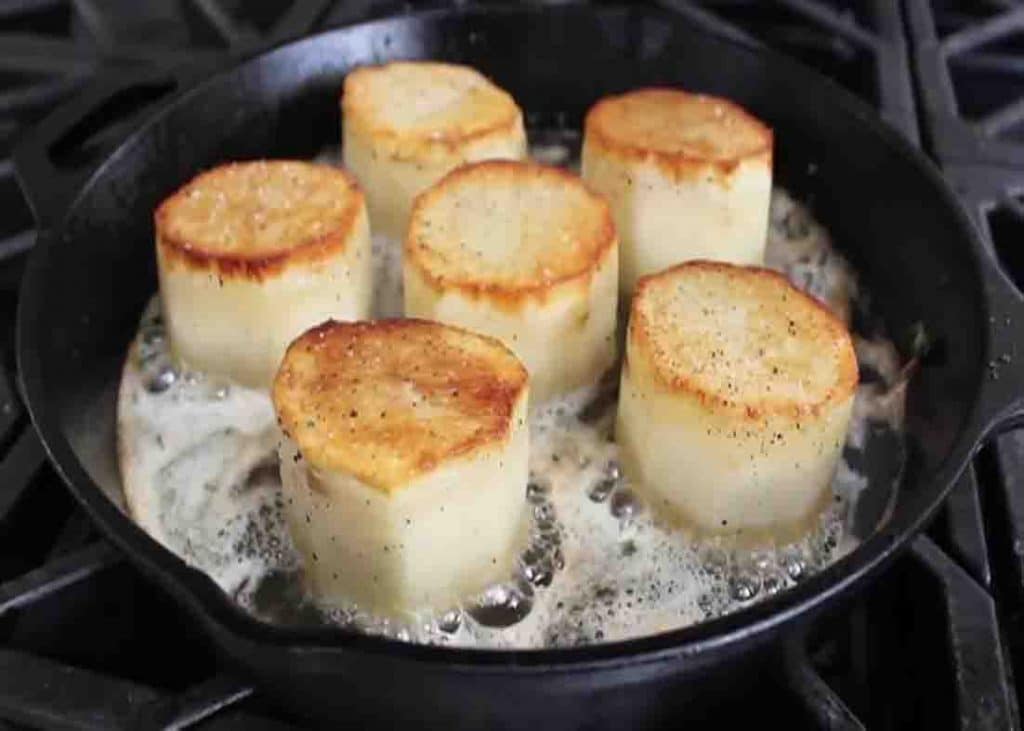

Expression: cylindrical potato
xmin=156 ymin=161 xmax=372 ymax=389
xmin=342 ymin=61 xmax=527 ymax=240
xmin=404 ymin=160 xmax=618 ymax=403
xmin=582 ymin=88 xmax=773 ymax=298
xmin=617 ymin=261 xmax=858 ymax=544
xmin=273 ymin=319 xmax=529 ymax=617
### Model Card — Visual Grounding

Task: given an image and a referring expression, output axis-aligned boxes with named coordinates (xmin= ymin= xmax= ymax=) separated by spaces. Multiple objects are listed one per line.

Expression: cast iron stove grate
xmin=908 ymin=4 xmax=1024 ymax=731
xmin=0 ymin=1 xmax=1017 ymax=728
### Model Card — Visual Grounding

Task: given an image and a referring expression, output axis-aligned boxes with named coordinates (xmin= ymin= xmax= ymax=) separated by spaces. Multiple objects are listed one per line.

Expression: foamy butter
xmin=116 ymin=138 xmax=906 ymax=648
xmin=117 ymin=309 xmax=298 ymax=600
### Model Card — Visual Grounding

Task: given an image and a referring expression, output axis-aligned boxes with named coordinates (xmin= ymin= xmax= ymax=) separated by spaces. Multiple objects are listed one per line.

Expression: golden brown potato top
xmin=273 ymin=318 xmax=528 ymax=492
xmin=586 ymin=88 xmax=771 ymax=167
xmin=342 ymin=61 xmax=521 ymax=151
xmin=629 ymin=260 xmax=857 ymax=420
xmin=155 ymin=160 xmax=363 ymax=274
xmin=406 ymin=160 xmax=616 ymax=304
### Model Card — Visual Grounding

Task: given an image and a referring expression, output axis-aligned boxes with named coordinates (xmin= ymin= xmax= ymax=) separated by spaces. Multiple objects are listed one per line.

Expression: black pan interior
xmin=18 ymin=4 xmax=989 ymax=664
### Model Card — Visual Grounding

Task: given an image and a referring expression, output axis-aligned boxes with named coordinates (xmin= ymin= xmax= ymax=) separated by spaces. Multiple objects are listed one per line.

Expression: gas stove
xmin=0 ymin=2 xmax=1021 ymax=728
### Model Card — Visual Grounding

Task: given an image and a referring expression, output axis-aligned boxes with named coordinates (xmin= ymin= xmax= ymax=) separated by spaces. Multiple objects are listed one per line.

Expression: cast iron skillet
xmin=13 ymin=4 xmax=1024 ymax=727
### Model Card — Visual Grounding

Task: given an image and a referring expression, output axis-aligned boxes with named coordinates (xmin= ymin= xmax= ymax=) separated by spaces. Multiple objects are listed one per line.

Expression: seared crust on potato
xmin=156 ymin=160 xmax=364 ymax=279
xmin=629 ymin=260 xmax=858 ymax=420
xmin=617 ymin=260 xmax=857 ymax=543
xmin=404 ymin=160 xmax=618 ymax=402
xmin=342 ymin=61 xmax=526 ymax=239
xmin=584 ymin=88 xmax=772 ymax=178
xmin=273 ymin=318 xmax=528 ymax=492
xmin=342 ymin=61 xmax=522 ymax=153
xmin=155 ymin=160 xmax=373 ymax=389
xmin=406 ymin=160 xmax=616 ymax=301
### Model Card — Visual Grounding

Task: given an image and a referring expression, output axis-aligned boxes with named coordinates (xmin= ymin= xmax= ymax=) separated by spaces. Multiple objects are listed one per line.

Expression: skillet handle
xmin=13 ymin=63 xmax=211 ymax=230
xmin=963 ymin=225 xmax=1024 ymax=444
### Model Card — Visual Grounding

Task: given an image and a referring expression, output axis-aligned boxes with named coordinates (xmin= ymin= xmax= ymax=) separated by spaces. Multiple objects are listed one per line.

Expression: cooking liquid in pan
xmin=116 ymin=136 xmax=906 ymax=648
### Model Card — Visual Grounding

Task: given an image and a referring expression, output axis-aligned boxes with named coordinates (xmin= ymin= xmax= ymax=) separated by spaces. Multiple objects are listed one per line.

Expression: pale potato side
xmin=582 ymin=88 xmax=773 ymax=299
xmin=342 ymin=61 xmax=527 ymax=240
xmin=617 ymin=260 xmax=858 ymax=544
xmin=273 ymin=319 xmax=529 ymax=617
xmin=156 ymin=160 xmax=372 ymax=390
xmin=405 ymin=160 xmax=618 ymax=404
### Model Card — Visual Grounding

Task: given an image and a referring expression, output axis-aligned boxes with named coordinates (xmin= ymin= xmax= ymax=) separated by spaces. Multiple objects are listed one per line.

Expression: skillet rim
xmin=14 ymin=3 xmax=993 ymax=671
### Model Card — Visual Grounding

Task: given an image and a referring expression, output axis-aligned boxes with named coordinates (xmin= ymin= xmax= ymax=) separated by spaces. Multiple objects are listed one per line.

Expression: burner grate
xmin=908 ymin=0 xmax=1024 ymax=166
xmin=909 ymin=4 xmax=1024 ymax=728
xmin=662 ymin=0 xmax=919 ymax=141
xmin=0 ymin=1 xmax=1020 ymax=728
xmin=0 ymin=650 xmax=286 ymax=729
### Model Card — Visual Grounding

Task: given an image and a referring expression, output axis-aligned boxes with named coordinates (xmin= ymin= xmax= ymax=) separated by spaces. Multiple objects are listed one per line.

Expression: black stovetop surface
xmin=1 ymin=2 xmax=1023 ymax=728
